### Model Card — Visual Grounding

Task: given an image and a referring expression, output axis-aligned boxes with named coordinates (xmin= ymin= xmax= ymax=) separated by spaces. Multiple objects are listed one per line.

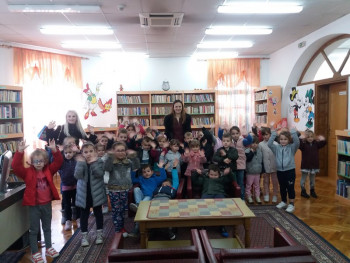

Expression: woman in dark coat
xmin=164 ymin=100 xmax=192 ymax=142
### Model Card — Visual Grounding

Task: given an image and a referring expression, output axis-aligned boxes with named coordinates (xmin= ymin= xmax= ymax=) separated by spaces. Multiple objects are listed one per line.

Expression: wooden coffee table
xmin=134 ymin=198 xmax=255 ymax=248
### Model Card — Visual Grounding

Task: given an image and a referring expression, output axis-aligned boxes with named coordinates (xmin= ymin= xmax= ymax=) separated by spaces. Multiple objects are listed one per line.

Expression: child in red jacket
xmin=12 ymin=139 xmax=63 ymax=263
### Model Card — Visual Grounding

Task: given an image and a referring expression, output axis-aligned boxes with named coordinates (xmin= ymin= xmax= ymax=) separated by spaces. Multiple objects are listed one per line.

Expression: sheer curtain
xmin=207 ymin=58 xmax=260 ymax=133
xmin=13 ymin=48 xmax=83 ymax=151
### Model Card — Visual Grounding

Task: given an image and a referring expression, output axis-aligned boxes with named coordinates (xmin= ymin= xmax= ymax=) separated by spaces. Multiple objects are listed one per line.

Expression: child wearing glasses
xmin=12 ymin=139 xmax=63 ymax=263
xmin=102 ymin=141 xmax=139 ymax=236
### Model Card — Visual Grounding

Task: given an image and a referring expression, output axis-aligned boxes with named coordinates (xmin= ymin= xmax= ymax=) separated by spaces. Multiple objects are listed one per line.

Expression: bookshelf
xmin=0 ymin=85 xmax=23 ymax=154
xmin=116 ymin=90 xmax=218 ymax=136
xmin=254 ymin=86 xmax=281 ymax=126
xmin=335 ymin=130 xmax=350 ymax=203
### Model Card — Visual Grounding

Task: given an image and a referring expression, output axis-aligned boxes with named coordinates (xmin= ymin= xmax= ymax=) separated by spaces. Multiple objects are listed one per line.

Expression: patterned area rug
xmin=0 ymin=250 xmax=25 ymax=263
xmin=53 ymin=205 xmax=350 ymax=263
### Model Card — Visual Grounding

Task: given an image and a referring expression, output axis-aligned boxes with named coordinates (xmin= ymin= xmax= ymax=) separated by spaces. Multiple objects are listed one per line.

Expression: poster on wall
xmin=287 ymin=83 xmax=315 ymax=131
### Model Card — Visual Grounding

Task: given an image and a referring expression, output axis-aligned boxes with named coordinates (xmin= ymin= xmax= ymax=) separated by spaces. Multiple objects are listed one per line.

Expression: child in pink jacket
xmin=182 ymin=139 xmax=207 ymax=176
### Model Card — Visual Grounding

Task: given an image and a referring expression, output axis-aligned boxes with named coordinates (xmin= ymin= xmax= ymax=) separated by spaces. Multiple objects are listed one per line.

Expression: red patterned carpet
xmin=53 ymin=205 xmax=350 ymax=263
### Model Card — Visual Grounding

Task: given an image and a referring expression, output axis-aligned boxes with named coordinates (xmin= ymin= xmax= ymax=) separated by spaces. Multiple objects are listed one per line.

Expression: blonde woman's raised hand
xmin=18 ymin=140 xmax=29 ymax=152
xmin=48 ymin=121 xmax=56 ymax=129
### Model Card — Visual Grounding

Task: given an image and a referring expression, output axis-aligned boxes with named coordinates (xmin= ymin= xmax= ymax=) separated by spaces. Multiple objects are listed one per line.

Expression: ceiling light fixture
xmin=40 ymin=26 xmax=113 ymax=35
xmin=205 ymin=26 xmax=272 ymax=35
xmin=218 ymin=2 xmax=303 ymax=14
xmin=197 ymin=41 xmax=253 ymax=49
xmin=193 ymin=51 xmax=239 ymax=59
xmin=61 ymin=41 xmax=121 ymax=49
xmin=8 ymin=4 xmax=101 ymax=13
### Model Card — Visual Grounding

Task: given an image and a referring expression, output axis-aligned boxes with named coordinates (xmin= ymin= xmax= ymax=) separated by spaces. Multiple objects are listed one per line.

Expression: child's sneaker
xmin=102 ymin=205 xmax=109 ymax=214
xmin=129 ymin=203 xmax=138 ymax=213
xmin=45 ymin=247 xmax=59 ymax=258
xmin=31 ymin=252 xmax=44 ymax=263
xmin=220 ymin=226 xmax=229 ymax=238
xmin=60 ymin=209 xmax=66 ymax=225
xmin=285 ymin=204 xmax=295 ymax=213
xmin=76 ymin=218 xmax=80 ymax=228
xmin=81 ymin=232 xmax=89 ymax=247
xmin=247 ymin=196 xmax=253 ymax=204
xmin=95 ymin=229 xmax=103 ymax=245
xmin=118 ymin=227 xmax=129 ymax=238
xmin=256 ymin=196 xmax=262 ymax=204
xmin=263 ymin=195 xmax=269 ymax=202
xmin=64 ymin=220 xmax=72 ymax=231
xmin=276 ymin=201 xmax=287 ymax=209
xmin=272 ymin=196 xmax=278 ymax=203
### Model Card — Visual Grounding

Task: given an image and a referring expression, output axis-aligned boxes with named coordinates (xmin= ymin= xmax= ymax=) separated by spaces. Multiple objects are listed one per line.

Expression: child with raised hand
xmin=75 ymin=142 xmax=106 ymax=247
xmin=59 ymin=144 xmax=80 ymax=231
xmin=183 ymin=139 xmax=207 ymax=176
xmin=12 ymin=139 xmax=63 ymax=263
xmin=245 ymin=135 xmax=263 ymax=204
xmin=259 ymin=127 xmax=279 ymax=203
xmin=160 ymin=139 xmax=182 ymax=175
xmin=268 ymin=124 xmax=300 ymax=213
xmin=103 ymin=141 xmax=139 ymax=236
xmin=299 ymin=130 xmax=326 ymax=198
xmin=230 ymin=126 xmax=253 ymax=200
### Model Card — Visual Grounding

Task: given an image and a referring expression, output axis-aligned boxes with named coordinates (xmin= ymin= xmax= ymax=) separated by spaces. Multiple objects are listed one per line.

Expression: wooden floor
xmin=16 ymin=174 xmax=350 ymax=262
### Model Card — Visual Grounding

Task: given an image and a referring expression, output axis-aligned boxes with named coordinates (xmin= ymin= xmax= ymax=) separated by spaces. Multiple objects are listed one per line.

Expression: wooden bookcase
xmin=335 ymin=130 xmax=350 ymax=203
xmin=254 ymin=86 xmax=281 ymax=127
xmin=116 ymin=90 xmax=218 ymax=136
xmin=0 ymin=85 xmax=23 ymax=154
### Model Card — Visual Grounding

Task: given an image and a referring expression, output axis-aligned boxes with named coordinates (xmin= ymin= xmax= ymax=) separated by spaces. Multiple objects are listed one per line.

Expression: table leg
xmin=244 ymin=218 xmax=251 ymax=248
xmin=139 ymin=223 xmax=148 ymax=248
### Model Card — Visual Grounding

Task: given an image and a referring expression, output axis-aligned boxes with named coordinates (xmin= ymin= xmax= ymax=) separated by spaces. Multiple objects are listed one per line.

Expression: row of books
xmin=151 ymin=119 xmax=164 ymax=126
xmin=0 ymin=105 xmax=22 ymax=119
xmin=192 ymin=117 xmax=214 ymax=125
xmin=0 ymin=90 xmax=21 ymax=102
xmin=254 ymin=91 xmax=267 ymax=101
xmin=338 ymin=160 xmax=350 ymax=177
xmin=117 ymin=95 xmax=144 ymax=104
xmin=255 ymin=103 xmax=267 ymax=113
xmin=336 ymin=179 xmax=350 ymax=198
xmin=185 ymin=105 xmax=214 ymax=114
xmin=184 ymin=94 xmax=214 ymax=103
xmin=0 ymin=123 xmax=22 ymax=134
xmin=255 ymin=115 xmax=267 ymax=124
xmin=337 ymin=139 xmax=350 ymax=155
xmin=117 ymin=107 xmax=149 ymax=116
xmin=0 ymin=140 xmax=20 ymax=154
xmin=151 ymin=107 xmax=171 ymax=115
xmin=151 ymin=94 xmax=182 ymax=103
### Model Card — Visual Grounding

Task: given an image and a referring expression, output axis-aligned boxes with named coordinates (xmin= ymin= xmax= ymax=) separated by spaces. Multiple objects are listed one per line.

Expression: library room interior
xmin=0 ymin=0 xmax=350 ymax=262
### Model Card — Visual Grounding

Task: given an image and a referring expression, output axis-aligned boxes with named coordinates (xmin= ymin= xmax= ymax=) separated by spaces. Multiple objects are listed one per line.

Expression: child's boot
xmin=95 ymin=229 xmax=103 ymax=244
xmin=301 ymin=188 xmax=310 ymax=198
xmin=81 ymin=232 xmax=89 ymax=247
xmin=72 ymin=206 xmax=77 ymax=220
xmin=60 ymin=209 xmax=66 ymax=224
xmin=310 ymin=188 xmax=318 ymax=198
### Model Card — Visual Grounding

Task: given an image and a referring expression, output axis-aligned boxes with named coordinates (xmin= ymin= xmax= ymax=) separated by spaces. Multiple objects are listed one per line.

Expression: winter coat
xmin=259 ymin=140 xmax=277 ymax=173
xmin=59 ymin=156 xmax=77 ymax=187
xmin=164 ymin=113 xmax=192 ymax=141
xmin=182 ymin=151 xmax=207 ymax=176
xmin=268 ymin=130 xmax=300 ymax=171
xmin=160 ymin=150 xmax=182 ymax=174
xmin=231 ymin=134 xmax=253 ymax=170
xmin=245 ymin=146 xmax=263 ymax=174
xmin=299 ymin=139 xmax=326 ymax=169
xmin=213 ymin=146 xmax=238 ymax=171
xmin=12 ymin=150 xmax=63 ymax=206
xmin=132 ymin=167 xmax=167 ymax=196
xmin=192 ymin=170 xmax=234 ymax=196
xmin=74 ymin=159 xmax=106 ymax=209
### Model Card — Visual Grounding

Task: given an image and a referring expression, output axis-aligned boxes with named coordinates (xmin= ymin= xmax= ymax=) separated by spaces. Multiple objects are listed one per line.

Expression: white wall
xmin=269 ymin=13 xmax=350 ymax=117
xmin=0 ymin=47 xmax=14 ymax=85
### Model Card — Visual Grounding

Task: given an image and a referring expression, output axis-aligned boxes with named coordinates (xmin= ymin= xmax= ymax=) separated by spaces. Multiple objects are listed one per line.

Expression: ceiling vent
xmin=139 ymin=13 xmax=184 ymax=28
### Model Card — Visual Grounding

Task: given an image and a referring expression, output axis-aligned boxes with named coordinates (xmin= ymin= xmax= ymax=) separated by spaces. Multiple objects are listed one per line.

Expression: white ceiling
xmin=1 ymin=0 xmax=350 ymax=58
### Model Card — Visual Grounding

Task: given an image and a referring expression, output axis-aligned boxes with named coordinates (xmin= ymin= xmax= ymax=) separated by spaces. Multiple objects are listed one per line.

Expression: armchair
xmin=107 ymin=228 xmax=206 ymax=263
xmin=199 ymin=227 xmax=316 ymax=263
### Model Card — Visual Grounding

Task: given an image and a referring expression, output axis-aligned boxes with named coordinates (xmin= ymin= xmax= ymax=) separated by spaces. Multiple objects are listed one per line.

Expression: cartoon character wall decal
xmin=303 ymin=88 xmax=315 ymax=129
xmin=289 ymin=87 xmax=302 ymax=123
xmin=83 ymin=82 xmax=113 ymax=119
xmin=290 ymin=87 xmax=298 ymax=101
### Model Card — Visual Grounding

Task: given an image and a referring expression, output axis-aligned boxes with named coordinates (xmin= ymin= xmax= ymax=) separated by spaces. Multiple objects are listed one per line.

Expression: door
xmin=328 ymin=82 xmax=347 ymax=181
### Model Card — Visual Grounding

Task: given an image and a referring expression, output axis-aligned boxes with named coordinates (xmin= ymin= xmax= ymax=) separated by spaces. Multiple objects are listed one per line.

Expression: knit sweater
xmin=245 ymin=146 xmax=263 ymax=174
xmin=299 ymin=139 xmax=326 ymax=169
xmin=182 ymin=151 xmax=207 ymax=176
xmin=259 ymin=140 xmax=277 ymax=173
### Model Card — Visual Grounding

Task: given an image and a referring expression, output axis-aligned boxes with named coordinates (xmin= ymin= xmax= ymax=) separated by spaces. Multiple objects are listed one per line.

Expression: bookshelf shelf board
xmin=254 ymin=99 xmax=267 ymax=102
xmin=184 ymin=101 xmax=214 ymax=104
xmin=189 ymin=113 xmax=215 ymax=115
xmin=337 ymin=152 xmax=350 ymax=157
xmin=0 ymin=133 xmax=24 ymax=139
xmin=151 ymin=114 xmax=166 ymax=116
xmin=0 ymin=118 xmax=22 ymax=120
xmin=338 ymin=173 xmax=350 ymax=179
xmin=256 ymin=111 xmax=267 ymax=114
xmin=117 ymin=103 xmax=149 ymax=105
xmin=151 ymin=102 xmax=173 ymax=104
xmin=118 ymin=114 xmax=149 ymax=117
xmin=0 ymin=101 xmax=21 ymax=103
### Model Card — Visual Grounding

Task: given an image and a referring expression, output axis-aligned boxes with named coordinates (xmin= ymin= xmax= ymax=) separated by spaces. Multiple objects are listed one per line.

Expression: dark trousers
xmin=277 ymin=169 xmax=296 ymax=203
xmin=62 ymin=189 xmax=80 ymax=220
xmin=80 ymin=191 xmax=103 ymax=232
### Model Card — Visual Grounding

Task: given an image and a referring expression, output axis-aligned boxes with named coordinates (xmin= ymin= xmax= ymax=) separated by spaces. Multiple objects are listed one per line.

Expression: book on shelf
xmin=117 ymin=107 xmax=149 ymax=116
xmin=255 ymin=115 xmax=267 ymax=124
xmin=117 ymin=95 xmax=143 ymax=104
xmin=184 ymin=94 xmax=214 ymax=103
xmin=185 ymin=105 xmax=214 ymax=114
xmin=0 ymin=105 xmax=23 ymax=118
xmin=0 ymin=122 xmax=22 ymax=134
xmin=191 ymin=117 xmax=214 ymax=126
xmin=338 ymin=140 xmax=350 ymax=154
xmin=151 ymin=119 xmax=164 ymax=126
xmin=255 ymin=103 xmax=267 ymax=113
xmin=254 ymin=91 xmax=267 ymax=101
xmin=151 ymin=94 xmax=182 ymax=103
xmin=0 ymin=90 xmax=21 ymax=102
xmin=0 ymin=140 xmax=20 ymax=154
xmin=336 ymin=179 xmax=350 ymax=198
xmin=338 ymin=160 xmax=350 ymax=177
xmin=151 ymin=106 xmax=171 ymax=115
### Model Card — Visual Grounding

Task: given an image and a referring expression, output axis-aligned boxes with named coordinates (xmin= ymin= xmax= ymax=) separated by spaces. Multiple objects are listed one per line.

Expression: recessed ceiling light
xmin=193 ymin=52 xmax=239 ymax=59
xmin=8 ymin=4 xmax=101 ymax=13
xmin=41 ymin=26 xmax=113 ymax=35
xmin=197 ymin=41 xmax=253 ymax=49
xmin=205 ymin=26 xmax=272 ymax=35
xmin=218 ymin=2 xmax=303 ymax=14
xmin=61 ymin=41 xmax=121 ymax=49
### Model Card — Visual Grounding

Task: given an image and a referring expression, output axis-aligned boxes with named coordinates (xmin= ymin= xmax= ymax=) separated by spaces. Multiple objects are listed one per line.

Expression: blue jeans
xmin=236 ymin=170 xmax=245 ymax=200
xmin=134 ymin=187 xmax=152 ymax=204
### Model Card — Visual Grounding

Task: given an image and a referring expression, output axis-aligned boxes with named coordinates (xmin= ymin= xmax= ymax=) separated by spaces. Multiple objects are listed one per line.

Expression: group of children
xmin=12 ymin=114 xmax=326 ymax=263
